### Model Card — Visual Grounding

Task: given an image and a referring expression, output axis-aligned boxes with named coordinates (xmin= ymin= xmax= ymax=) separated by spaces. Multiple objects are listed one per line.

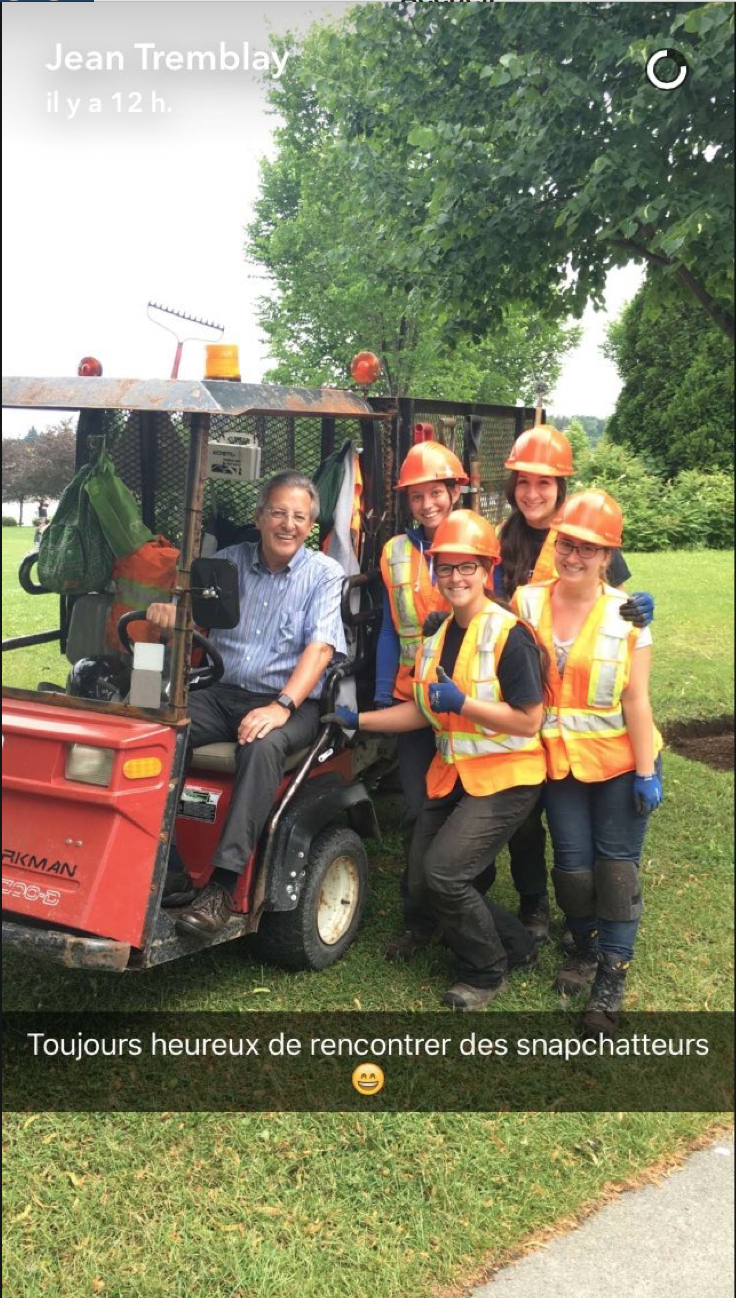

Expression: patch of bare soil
xmin=663 ymin=716 xmax=734 ymax=772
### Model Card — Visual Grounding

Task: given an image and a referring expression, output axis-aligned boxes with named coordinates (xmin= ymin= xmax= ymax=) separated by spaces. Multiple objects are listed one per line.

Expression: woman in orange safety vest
xmin=328 ymin=510 xmax=548 ymax=1011
xmin=376 ymin=441 xmax=497 ymax=964
xmin=514 ymin=490 xmax=663 ymax=1034
xmin=492 ymin=425 xmax=655 ymax=948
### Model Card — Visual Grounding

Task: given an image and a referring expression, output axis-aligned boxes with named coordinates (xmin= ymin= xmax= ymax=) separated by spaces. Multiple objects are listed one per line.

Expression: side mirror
xmin=190 ymin=558 xmax=240 ymax=629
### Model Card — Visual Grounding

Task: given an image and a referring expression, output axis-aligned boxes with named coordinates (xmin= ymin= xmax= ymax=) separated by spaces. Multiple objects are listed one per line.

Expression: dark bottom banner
xmin=2 ymin=1012 xmax=733 ymax=1113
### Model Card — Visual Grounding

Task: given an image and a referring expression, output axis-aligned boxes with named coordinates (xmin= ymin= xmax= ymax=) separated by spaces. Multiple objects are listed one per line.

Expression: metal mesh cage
xmin=204 ymin=412 xmax=325 ymax=549
xmin=80 ymin=398 xmax=530 ymax=546
xmin=97 ymin=410 xmax=374 ymax=552
xmin=407 ymin=402 xmax=537 ymax=527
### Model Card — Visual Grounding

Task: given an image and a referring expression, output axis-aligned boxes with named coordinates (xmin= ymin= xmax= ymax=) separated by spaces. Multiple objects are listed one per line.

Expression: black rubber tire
xmin=248 ymin=825 xmax=368 ymax=971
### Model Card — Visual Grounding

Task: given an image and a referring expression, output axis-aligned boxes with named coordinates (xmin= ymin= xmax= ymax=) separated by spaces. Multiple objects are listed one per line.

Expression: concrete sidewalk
xmin=467 ymin=1138 xmax=734 ymax=1298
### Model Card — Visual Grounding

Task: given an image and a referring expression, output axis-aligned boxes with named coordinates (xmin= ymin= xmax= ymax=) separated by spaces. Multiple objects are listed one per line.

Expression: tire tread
xmin=248 ymin=824 xmax=368 ymax=970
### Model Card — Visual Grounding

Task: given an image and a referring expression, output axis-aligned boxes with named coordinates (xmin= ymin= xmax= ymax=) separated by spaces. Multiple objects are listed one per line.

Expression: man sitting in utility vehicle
xmin=146 ymin=471 xmax=346 ymax=939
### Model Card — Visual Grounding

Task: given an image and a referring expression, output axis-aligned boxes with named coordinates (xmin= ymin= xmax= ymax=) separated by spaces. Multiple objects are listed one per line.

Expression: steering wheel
xmin=116 ymin=610 xmax=225 ymax=691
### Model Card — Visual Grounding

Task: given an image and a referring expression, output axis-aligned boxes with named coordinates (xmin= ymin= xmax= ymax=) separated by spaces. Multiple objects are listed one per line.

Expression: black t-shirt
xmin=524 ymin=525 xmax=631 ymax=587
xmin=439 ymin=618 xmax=543 ymax=708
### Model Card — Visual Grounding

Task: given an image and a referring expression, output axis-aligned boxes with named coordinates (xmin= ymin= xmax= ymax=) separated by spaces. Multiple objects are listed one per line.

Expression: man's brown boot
xmin=175 ymin=882 xmax=236 ymax=939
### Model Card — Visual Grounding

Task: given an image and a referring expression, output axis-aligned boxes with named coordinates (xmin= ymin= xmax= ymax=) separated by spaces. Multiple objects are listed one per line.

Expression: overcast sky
xmin=2 ymin=1 xmax=642 ymax=435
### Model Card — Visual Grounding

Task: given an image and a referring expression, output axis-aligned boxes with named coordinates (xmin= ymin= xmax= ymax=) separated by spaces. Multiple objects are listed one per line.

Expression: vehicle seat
xmin=65 ymin=593 xmax=115 ymax=664
xmin=190 ymin=742 xmax=311 ymax=775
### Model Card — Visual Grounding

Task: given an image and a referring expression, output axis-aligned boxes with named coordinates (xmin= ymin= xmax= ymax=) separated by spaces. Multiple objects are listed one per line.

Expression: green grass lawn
xmin=2 ymin=530 xmax=733 ymax=1297
xmin=2 ymin=528 xmax=64 ymax=691
xmin=3 ymin=1111 xmax=723 ymax=1298
xmin=627 ymin=550 xmax=734 ymax=725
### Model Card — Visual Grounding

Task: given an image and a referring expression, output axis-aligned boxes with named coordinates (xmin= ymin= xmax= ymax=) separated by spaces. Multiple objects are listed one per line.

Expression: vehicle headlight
xmin=65 ymin=744 xmax=115 ymax=787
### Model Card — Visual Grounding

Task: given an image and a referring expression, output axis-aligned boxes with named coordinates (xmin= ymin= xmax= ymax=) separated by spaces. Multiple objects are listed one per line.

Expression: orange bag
xmin=105 ymin=536 xmax=179 ymax=650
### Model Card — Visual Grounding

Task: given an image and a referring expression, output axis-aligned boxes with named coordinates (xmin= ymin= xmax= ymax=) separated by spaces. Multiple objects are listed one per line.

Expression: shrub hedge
xmin=572 ymin=442 xmax=734 ymax=551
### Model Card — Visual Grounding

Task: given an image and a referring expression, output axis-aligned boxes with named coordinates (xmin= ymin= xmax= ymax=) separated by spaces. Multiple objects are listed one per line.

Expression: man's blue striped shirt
xmin=208 ymin=542 xmax=347 ymax=698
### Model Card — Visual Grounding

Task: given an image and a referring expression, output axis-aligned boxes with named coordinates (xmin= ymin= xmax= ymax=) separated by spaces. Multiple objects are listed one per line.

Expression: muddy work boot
xmin=518 ymin=894 xmax=551 ymax=944
xmin=554 ymin=931 xmax=599 ymax=996
xmin=582 ymin=954 xmax=630 ymax=1036
xmin=442 ymin=979 xmax=509 ymax=1010
xmin=560 ymin=926 xmax=576 ymax=956
xmin=511 ymin=934 xmax=545 ymax=975
xmin=384 ymin=928 xmax=438 ymax=963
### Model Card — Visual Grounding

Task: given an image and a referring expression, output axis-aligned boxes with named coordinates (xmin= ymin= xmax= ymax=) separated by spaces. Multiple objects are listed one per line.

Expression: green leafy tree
xmin=247 ymin=24 xmax=580 ymax=400
xmin=273 ymin=2 xmax=733 ymax=342
xmin=605 ymin=277 xmax=734 ymax=474
xmin=550 ymin=415 xmax=607 ymax=447
xmin=562 ymin=418 xmax=592 ymax=475
xmin=2 ymin=438 xmax=34 ymax=523
xmin=1 ymin=422 xmax=75 ymax=523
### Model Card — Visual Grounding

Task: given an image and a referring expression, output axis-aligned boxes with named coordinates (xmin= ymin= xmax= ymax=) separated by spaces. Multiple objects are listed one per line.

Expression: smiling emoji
xmin=352 ymin=1063 xmax=385 ymax=1096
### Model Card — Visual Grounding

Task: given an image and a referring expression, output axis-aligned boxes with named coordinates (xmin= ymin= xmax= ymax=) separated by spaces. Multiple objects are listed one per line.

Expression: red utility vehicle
xmin=2 ymin=370 xmax=537 ymax=973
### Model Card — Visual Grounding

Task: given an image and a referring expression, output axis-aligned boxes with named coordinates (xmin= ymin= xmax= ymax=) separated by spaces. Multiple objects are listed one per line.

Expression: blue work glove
xmin=322 ymin=705 xmax=359 ymax=731
xmin=633 ymin=772 xmax=663 ymax=816
xmin=428 ymin=666 xmax=466 ymax=716
xmin=620 ymin=591 xmax=655 ymax=628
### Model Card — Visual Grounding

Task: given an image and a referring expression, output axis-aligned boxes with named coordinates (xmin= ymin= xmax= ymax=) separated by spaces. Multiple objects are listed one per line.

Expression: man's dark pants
xmin=407 ymin=781 xmax=542 ymax=987
xmin=187 ymin=684 xmax=320 ymax=874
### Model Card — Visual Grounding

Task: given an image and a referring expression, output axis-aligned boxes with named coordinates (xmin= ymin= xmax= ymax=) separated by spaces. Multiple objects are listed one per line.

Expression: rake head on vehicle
xmin=147 ymin=302 xmax=225 ymax=378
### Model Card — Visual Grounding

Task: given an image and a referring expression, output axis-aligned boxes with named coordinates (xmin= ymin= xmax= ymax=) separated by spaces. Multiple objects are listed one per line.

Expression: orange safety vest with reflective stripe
xmin=380 ymin=534 xmax=449 ymax=701
xmin=105 ymin=536 xmax=179 ymax=650
xmin=495 ymin=523 xmax=559 ymax=589
xmin=413 ymin=601 xmax=547 ymax=798
xmin=530 ymin=529 xmax=558 ymax=582
xmin=514 ymin=580 xmax=662 ymax=783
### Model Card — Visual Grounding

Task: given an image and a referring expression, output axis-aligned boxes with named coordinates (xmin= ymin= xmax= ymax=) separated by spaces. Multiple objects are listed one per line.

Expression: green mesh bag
xmin=37 ymin=461 xmax=115 ymax=594
xmin=84 ymin=448 xmax=154 ymax=559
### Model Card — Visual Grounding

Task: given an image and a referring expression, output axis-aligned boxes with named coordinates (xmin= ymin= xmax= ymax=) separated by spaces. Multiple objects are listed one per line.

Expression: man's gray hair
xmin=255 ymin=472 xmax=320 ymax=523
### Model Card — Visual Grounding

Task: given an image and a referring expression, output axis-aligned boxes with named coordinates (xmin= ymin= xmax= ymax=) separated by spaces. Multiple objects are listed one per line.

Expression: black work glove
xmin=423 ymin=611 xmax=450 ymax=637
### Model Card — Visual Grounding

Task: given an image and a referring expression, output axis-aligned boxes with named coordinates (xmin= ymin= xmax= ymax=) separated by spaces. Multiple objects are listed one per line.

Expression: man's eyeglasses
xmin=266 ymin=507 xmax=311 ymax=527
xmin=435 ymin=561 xmax=481 ymax=578
xmin=554 ymin=537 xmax=602 ymax=560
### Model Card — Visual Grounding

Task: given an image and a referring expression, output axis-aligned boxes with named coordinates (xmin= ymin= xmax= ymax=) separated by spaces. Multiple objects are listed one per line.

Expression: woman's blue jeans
xmin=544 ymin=759 xmax=660 ymax=961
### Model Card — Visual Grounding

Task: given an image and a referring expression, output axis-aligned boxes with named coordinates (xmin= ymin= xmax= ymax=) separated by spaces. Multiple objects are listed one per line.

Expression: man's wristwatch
xmin=276 ymin=692 xmax=296 ymax=715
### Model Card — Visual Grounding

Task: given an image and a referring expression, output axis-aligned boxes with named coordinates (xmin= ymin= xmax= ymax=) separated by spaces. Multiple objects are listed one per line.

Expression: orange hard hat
xmin=397 ymin=441 xmax=469 ymax=490
xmin=552 ymin=490 xmax=623 ymax=548
xmin=505 ymin=425 xmax=574 ymax=477
xmin=428 ymin=510 xmax=501 ymax=560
